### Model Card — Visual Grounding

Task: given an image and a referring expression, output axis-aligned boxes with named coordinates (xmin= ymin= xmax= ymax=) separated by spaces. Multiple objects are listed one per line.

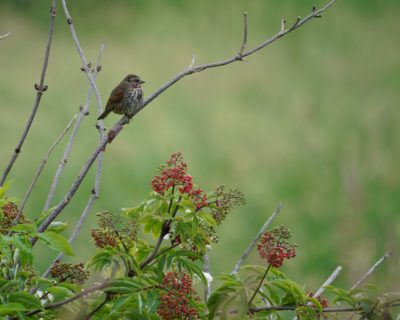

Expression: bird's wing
xmin=105 ymin=85 xmax=125 ymax=109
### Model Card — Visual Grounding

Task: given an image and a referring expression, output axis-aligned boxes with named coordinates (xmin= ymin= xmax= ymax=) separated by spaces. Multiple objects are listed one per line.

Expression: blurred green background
xmin=1 ymin=0 xmax=399 ymax=295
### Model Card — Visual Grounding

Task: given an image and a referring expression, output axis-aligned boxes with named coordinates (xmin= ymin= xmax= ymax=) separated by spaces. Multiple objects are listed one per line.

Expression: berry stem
xmin=248 ymin=264 xmax=271 ymax=307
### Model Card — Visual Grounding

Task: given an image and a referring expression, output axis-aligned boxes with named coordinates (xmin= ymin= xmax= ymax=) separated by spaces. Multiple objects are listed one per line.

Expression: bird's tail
xmin=97 ymin=109 xmax=110 ymax=120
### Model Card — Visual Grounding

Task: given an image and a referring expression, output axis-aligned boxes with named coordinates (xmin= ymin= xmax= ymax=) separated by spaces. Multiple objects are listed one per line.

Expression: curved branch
xmin=232 ymin=203 xmax=282 ymax=275
xmin=350 ymin=250 xmax=392 ymax=290
xmin=42 ymin=44 xmax=106 ymax=278
xmin=34 ymin=0 xmax=337 ymax=237
xmin=0 ymin=1 xmax=56 ymax=186
xmin=43 ymin=44 xmax=104 ymax=212
xmin=61 ymin=0 xmax=102 ymax=114
xmin=0 ymin=32 xmax=11 ymax=40
xmin=16 ymin=113 xmax=78 ymax=220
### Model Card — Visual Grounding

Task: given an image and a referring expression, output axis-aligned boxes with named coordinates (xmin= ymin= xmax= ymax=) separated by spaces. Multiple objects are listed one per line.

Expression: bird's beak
xmin=140 ymin=80 xmax=146 ymax=84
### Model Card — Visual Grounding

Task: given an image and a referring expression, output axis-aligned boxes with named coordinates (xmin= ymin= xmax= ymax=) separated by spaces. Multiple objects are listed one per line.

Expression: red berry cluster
xmin=157 ymin=271 xmax=199 ymax=320
xmin=306 ymin=292 xmax=329 ymax=308
xmin=50 ymin=261 xmax=89 ymax=285
xmin=0 ymin=202 xmax=29 ymax=233
xmin=91 ymin=229 xmax=118 ymax=248
xmin=257 ymin=226 xmax=296 ymax=268
xmin=151 ymin=153 xmax=207 ymax=209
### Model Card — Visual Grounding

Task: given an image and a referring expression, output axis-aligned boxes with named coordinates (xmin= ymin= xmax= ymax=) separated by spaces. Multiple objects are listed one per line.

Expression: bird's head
xmin=125 ymin=74 xmax=145 ymax=87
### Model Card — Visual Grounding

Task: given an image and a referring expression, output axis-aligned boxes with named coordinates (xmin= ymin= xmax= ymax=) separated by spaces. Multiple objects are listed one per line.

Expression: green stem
xmin=248 ymin=264 xmax=271 ymax=307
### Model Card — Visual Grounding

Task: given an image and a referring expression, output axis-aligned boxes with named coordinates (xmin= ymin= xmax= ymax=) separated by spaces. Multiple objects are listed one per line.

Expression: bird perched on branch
xmin=97 ymin=74 xmax=145 ymax=120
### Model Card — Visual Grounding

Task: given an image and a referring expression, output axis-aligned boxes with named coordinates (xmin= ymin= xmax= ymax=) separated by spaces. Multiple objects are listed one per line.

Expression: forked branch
xmin=0 ymin=0 xmax=56 ymax=186
xmin=34 ymin=1 xmax=337 ymax=241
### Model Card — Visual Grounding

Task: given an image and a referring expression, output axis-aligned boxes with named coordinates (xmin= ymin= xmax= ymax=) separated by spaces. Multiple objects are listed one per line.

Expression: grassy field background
xmin=1 ymin=0 xmax=399 ymax=295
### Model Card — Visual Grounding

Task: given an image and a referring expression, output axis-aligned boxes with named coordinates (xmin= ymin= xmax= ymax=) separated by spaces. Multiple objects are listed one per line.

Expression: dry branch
xmin=43 ymin=45 xmax=104 ymax=212
xmin=17 ymin=113 xmax=78 ymax=220
xmin=231 ymin=203 xmax=282 ymax=275
xmin=0 ymin=32 xmax=11 ymax=40
xmin=350 ymin=251 xmax=392 ymax=290
xmin=34 ymin=1 xmax=337 ymax=243
xmin=0 ymin=1 xmax=56 ymax=186
xmin=42 ymin=44 xmax=106 ymax=278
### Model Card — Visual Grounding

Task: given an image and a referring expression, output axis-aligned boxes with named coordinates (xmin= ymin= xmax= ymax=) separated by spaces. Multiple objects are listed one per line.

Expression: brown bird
xmin=98 ymin=74 xmax=145 ymax=120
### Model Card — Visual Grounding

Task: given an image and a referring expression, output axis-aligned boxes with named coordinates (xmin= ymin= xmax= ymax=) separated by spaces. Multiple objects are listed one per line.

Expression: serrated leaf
xmin=9 ymin=223 xmax=36 ymax=234
xmin=0 ymin=279 xmax=18 ymax=293
xmin=47 ymin=286 xmax=74 ymax=302
xmin=197 ymin=210 xmax=217 ymax=226
xmin=35 ymin=207 xmax=56 ymax=228
xmin=0 ymin=180 xmax=12 ymax=198
xmin=46 ymin=221 xmax=69 ymax=233
xmin=106 ymin=279 xmax=144 ymax=294
xmin=0 ymin=303 xmax=26 ymax=315
xmin=36 ymin=231 xmax=74 ymax=256
xmin=10 ymin=236 xmax=33 ymax=266
xmin=8 ymin=292 xmax=42 ymax=310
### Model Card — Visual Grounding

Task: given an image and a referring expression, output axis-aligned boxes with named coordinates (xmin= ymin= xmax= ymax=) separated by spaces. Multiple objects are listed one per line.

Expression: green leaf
xmin=0 ymin=180 xmax=12 ymax=198
xmin=106 ymin=279 xmax=144 ymax=294
xmin=8 ymin=292 xmax=42 ymax=310
xmin=10 ymin=236 xmax=33 ymax=266
xmin=0 ymin=280 xmax=18 ymax=293
xmin=197 ymin=210 xmax=217 ymax=227
xmin=9 ymin=223 xmax=36 ymax=234
xmin=47 ymin=286 xmax=75 ymax=302
xmin=36 ymin=231 xmax=74 ymax=256
xmin=0 ymin=303 xmax=26 ymax=315
xmin=46 ymin=221 xmax=69 ymax=233
xmin=35 ymin=207 xmax=55 ymax=228
xmin=264 ymin=283 xmax=281 ymax=305
xmin=31 ymin=277 xmax=53 ymax=291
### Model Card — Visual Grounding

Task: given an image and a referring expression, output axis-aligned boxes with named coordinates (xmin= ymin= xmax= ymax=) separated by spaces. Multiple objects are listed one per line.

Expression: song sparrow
xmin=97 ymin=74 xmax=145 ymax=120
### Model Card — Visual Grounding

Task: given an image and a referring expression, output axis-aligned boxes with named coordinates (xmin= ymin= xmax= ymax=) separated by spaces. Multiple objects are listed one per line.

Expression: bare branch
xmin=42 ymin=44 xmax=105 ymax=278
xmin=280 ymin=20 xmax=286 ymax=33
xmin=315 ymin=265 xmax=343 ymax=296
xmin=188 ymin=54 xmax=196 ymax=69
xmin=0 ymin=32 xmax=11 ymax=40
xmin=350 ymin=251 xmax=392 ymax=290
xmin=231 ymin=203 xmax=282 ymax=275
xmin=42 ymin=44 xmax=104 ymax=212
xmin=203 ymin=253 xmax=212 ymax=301
xmin=60 ymin=0 xmax=103 ymax=114
xmin=34 ymin=0 xmax=337 ymax=238
xmin=26 ymin=282 xmax=110 ymax=317
xmin=16 ymin=113 xmax=78 ymax=221
xmin=238 ymin=12 xmax=248 ymax=57
xmin=292 ymin=266 xmax=343 ymax=320
xmin=0 ymin=1 xmax=56 ymax=186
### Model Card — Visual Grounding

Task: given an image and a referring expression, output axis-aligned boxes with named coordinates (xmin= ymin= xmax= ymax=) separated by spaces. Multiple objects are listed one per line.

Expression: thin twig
xmin=231 ymin=203 xmax=282 ymax=275
xmin=16 ymin=113 xmax=78 ymax=221
xmin=0 ymin=1 xmax=56 ymax=186
xmin=249 ymin=305 xmax=358 ymax=314
xmin=188 ymin=54 xmax=196 ymax=69
xmin=60 ymin=0 xmax=102 ymax=113
xmin=34 ymin=0 xmax=337 ymax=238
xmin=315 ymin=265 xmax=343 ymax=296
xmin=0 ymin=32 xmax=11 ymax=40
xmin=292 ymin=266 xmax=343 ymax=320
xmin=42 ymin=45 xmax=105 ymax=278
xmin=203 ymin=253 xmax=212 ymax=301
xmin=25 ymin=282 xmax=109 ymax=317
xmin=42 ymin=44 xmax=104 ymax=211
xmin=350 ymin=251 xmax=392 ymax=290
xmin=85 ymin=295 xmax=109 ymax=319
xmin=238 ymin=12 xmax=248 ymax=58
xmin=248 ymin=264 xmax=271 ymax=306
